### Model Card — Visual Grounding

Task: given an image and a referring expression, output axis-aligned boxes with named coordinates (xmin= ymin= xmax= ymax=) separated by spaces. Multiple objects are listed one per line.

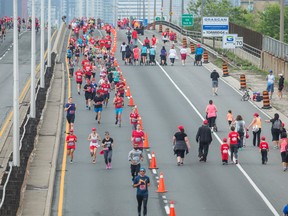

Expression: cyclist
xmin=194 ymin=44 xmax=203 ymax=66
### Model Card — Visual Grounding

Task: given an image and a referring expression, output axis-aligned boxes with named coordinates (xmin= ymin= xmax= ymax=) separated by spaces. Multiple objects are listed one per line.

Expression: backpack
xmin=272 ymin=119 xmax=282 ymax=130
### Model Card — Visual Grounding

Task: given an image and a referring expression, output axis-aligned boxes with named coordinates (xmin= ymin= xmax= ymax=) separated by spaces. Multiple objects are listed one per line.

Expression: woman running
xmin=101 ymin=131 xmax=114 ymax=169
xmin=88 ymin=128 xmax=101 ymax=164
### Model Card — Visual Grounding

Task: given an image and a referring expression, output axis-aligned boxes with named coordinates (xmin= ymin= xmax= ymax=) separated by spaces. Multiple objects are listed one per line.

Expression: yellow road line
xmin=58 ymin=30 xmax=71 ymax=216
xmin=0 ymin=30 xmax=57 ymax=138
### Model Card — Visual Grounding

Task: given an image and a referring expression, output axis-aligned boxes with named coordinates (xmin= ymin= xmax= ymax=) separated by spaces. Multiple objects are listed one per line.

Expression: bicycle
xmin=241 ymin=88 xmax=251 ymax=101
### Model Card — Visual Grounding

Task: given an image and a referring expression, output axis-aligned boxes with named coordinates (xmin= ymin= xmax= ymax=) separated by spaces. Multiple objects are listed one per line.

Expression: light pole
xmin=30 ymin=0 xmax=36 ymax=118
xmin=280 ymin=0 xmax=284 ymax=42
xmin=47 ymin=0 xmax=51 ymax=68
xmin=13 ymin=0 xmax=20 ymax=167
xmin=161 ymin=0 xmax=163 ymax=21
xmin=169 ymin=0 xmax=172 ymax=22
xmin=143 ymin=0 xmax=145 ymax=23
xmin=201 ymin=0 xmax=205 ymax=44
xmin=181 ymin=0 xmax=184 ymax=15
xmin=40 ymin=0 xmax=45 ymax=88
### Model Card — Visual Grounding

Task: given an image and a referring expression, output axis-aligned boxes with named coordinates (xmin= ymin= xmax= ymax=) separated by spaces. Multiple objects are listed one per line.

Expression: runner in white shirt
xmin=88 ymin=128 xmax=101 ymax=163
xmin=168 ymin=46 xmax=177 ymax=66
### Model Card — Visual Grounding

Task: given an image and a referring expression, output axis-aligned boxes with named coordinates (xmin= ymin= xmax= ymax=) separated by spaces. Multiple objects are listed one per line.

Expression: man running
xmin=64 ymin=97 xmax=76 ymax=131
xmin=75 ymin=68 xmax=84 ymax=95
xmin=128 ymin=144 xmax=143 ymax=181
xmin=83 ymin=79 xmax=94 ymax=110
xmin=93 ymin=91 xmax=104 ymax=124
xmin=113 ymin=93 xmax=124 ymax=127
xmin=210 ymin=69 xmax=220 ymax=96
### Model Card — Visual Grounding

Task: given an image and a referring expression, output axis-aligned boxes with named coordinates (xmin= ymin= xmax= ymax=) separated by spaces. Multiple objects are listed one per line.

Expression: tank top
xmin=90 ymin=133 xmax=99 ymax=146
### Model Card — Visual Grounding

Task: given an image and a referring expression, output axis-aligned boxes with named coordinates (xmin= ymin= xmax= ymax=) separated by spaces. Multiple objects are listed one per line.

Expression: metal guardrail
xmin=153 ymin=21 xmax=261 ymax=58
xmin=263 ymin=36 xmax=288 ymax=60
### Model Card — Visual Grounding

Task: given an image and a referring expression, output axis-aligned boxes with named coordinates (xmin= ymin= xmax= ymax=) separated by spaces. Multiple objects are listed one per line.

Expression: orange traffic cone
xmin=169 ymin=201 xmax=176 ymax=216
xmin=157 ymin=172 xmax=167 ymax=193
xmin=138 ymin=116 xmax=143 ymax=130
xmin=126 ymin=86 xmax=131 ymax=97
xmin=149 ymin=152 xmax=158 ymax=169
xmin=143 ymin=132 xmax=150 ymax=149
xmin=128 ymin=96 xmax=135 ymax=107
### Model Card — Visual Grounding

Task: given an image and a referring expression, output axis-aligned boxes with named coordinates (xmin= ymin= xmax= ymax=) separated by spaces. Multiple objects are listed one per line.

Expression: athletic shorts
xmin=85 ymin=93 xmax=93 ymax=100
xmin=103 ymin=93 xmax=110 ymax=100
xmin=66 ymin=115 xmax=75 ymax=124
xmin=76 ymin=81 xmax=82 ymax=85
xmin=94 ymin=107 xmax=103 ymax=113
xmin=141 ymin=53 xmax=147 ymax=57
xmin=115 ymin=108 xmax=123 ymax=115
xmin=180 ymin=54 xmax=187 ymax=60
xmin=272 ymin=129 xmax=280 ymax=141
xmin=67 ymin=145 xmax=75 ymax=150
xmin=267 ymin=84 xmax=274 ymax=92
xmin=212 ymin=80 xmax=218 ymax=88
xmin=281 ymin=152 xmax=288 ymax=163
xmin=90 ymin=145 xmax=99 ymax=151
xmin=175 ymin=149 xmax=185 ymax=158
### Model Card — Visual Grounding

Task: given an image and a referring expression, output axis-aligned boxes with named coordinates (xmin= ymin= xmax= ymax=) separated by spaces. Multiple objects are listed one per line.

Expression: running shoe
xmin=115 ymin=120 xmax=118 ymax=125
xmin=106 ymin=164 xmax=109 ymax=169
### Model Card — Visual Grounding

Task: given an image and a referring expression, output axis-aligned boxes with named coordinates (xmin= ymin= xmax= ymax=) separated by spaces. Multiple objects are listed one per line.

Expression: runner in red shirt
xmin=101 ymin=79 xmax=111 ymax=107
xmin=143 ymin=37 xmax=150 ymax=48
xmin=115 ymin=78 xmax=125 ymax=98
xmin=66 ymin=129 xmax=77 ymax=163
xmin=130 ymin=107 xmax=139 ymax=130
xmin=228 ymin=126 xmax=239 ymax=164
xmin=82 ymin=25 xmax=88 ymax=34
xmin=113 ymin=93 xmax=124 ymax=127
xmin=74 ymin=26 xmax=79 ymax=38
xmin=259 ymin=136 xmax=269 ymax=164
xmin=220 ymin=138 xmax=229 ymax=165
xmin=131 ymin=124 xmax=145 ymax=149
xmin=132 ymin=29 xmax=138 ymax=45
xmin=151 ymin=35 xmax=157 ymax=47
xmin=75 ymin=69 xmax=84 ymax=95
xmin=81 ymin=57 xmax=90 ymax=67
xmin=83 ymin=64 xmax=93 ymax=80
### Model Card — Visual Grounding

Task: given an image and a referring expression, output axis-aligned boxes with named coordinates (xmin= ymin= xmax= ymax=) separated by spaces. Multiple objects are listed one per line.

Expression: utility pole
xmin=13 ymin=0 xmax=20 ymax=167
xmin=181 ymin=0 xmax=184 ymax=15
xmin=143 ymin=0 xmax=145 ymax=23
xmin=201 ymin=0 xmax=205 ymax=43
xmin=169 ymin=0 xmax=172 ymax=23
xmin=154 ymin=0 xmax=156 ymax=21
xmin=280 ymin=0 xmax=284 ymax=42
xmin=47 ymin=0 xmax=51 ymax=68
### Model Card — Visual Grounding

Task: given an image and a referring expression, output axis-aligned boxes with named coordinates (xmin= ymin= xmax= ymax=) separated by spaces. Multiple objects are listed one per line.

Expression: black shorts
xmin=141 ymin=53 xmax=147 ymax=57
xmin=85 ymin=74 xmax=91 ymax=80
xmin=195 ymin=54 xmax=202 ymax=61
xmin=76 ymin=81 xmax=82 ymax=85
xmin=131 ymin=164 xmax=140 ymax=174
xmin=281 ymin=152 xmax=288 ymax=162
xmin=66 ymin=115 xmax=75 ymax=124
xmin=272 ymin=129 xmax=281 ymax=141
xmin=85 ymin=93 xmax=93 ymax=100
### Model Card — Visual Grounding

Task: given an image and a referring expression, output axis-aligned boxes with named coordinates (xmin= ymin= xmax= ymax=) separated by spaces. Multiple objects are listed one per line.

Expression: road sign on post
xmin=182 ymin=14 xmax=193 ymax=27
xmin=222 ymin=34 xmax=237 ymax=49
xmin=235 ymin=37 xmax=244 ymax=47
xmin=202 ymin=17 xmax=229 ymax=37
xmin=155 ymin=17 xmax=160 ymax=21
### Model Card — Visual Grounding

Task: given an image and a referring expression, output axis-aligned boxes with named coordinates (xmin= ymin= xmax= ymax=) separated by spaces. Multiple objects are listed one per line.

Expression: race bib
xmin=135 ymin=137 xmax=142 ymax=143
xmin=223 ymin=150 xmax=228 ymax=154
xmin=92 ymin=139 xmax=97 ymax=143
xmin=68 ymin=141 xmax=74 ymax=146
xmin=139 ymin=184 xmax=146 ymax=190
xmin=69 ymin=110 xmax=75 ymax=114
xmin=132 ymin=156 xmax=139 ymax=161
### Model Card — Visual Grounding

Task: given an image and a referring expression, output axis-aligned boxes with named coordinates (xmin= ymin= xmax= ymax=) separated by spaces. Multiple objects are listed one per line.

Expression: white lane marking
xmin=145 ymin=49 xmax=279 ymax=216
xmin=163 ymin=199 xmax=168 ymax=204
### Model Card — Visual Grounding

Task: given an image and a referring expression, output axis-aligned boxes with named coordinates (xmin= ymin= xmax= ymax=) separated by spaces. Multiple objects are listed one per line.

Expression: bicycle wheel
xmin=242 ymin=94 xmax=249 ymax=101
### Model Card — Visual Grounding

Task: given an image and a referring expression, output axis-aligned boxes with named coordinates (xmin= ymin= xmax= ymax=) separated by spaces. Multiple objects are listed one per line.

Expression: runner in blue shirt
xmin=149 ymin=46 xmax=156 ymax=65
xmin=195 ymin=44 xmax=204 ymax=66
xmin=140 ymin=46 xmax=148 ymax=65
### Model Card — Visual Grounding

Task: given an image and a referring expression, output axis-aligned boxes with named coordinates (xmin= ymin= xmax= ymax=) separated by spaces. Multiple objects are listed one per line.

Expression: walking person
xmin=205 ymin=100 xmax=217 ymax=132
xmin=133 ymin=167 xmax=150 ymax=216
xmin=226 ymin=110 xmax=234 ymax=128
xmin=179 ymin=45 xmax=188 ymax=65
xmin=266 ymin=70 xmax=275 ymax=99
xmin=280 ymin=133 xmax=288 ymax=171
xmin=66 ymin=129 xmax=77 ymax=163
xmin=168 ymin=45 xmax=177 ymax=66
xmin=64 ymin=97 xmax=76 ymax=131
xmin=210 ymin=69 xmax=220 ymax=96
xmin=120 ymin=42 xmax=127 ymax=61
xmin=259 ymin=136 xmax=269 ymax=165
xmin=247 ymin=113 xmax=262 ymax=147
xmin=265 ymin=113 xmax=283 ymax=149
xmin=235 ymin=115 xmax=246 ymax=149
xmin=101 ymin=131 xmax=114 ymax=169
xmin=278 ymin=73 xmax=284 ymax=99
xmin=196 ymin=120 xmax=212 ymax=162
xmin=88 ymin=128 xmax=101 ymax=164
xmin=126 ymin=28 xmax=132 ymax=44
xmin=128 ymin=144 xmax=143 ymax=181
xmin=228 ymin=126 xmax=239 ymax=164
xmin=172 ymin=125 xmax=191 ymax=166
xmin=220 ymin=138 xmax=229 ymax=165
xmin=160 ymin=46 xmax=167 ymax=66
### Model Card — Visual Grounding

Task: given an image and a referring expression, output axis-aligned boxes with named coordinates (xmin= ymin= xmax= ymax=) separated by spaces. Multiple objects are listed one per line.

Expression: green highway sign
xmin=155 ymin=17 xmax=160 ymax=21
xmin=182 ymin=14 xmax=193 ymax=27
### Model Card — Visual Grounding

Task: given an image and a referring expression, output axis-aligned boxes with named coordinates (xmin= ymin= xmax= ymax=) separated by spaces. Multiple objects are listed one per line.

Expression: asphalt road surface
xmin=0 ymin=29 xmax=53 ymax=132
xmin=52 ymin=28 xmax=287 ymax=216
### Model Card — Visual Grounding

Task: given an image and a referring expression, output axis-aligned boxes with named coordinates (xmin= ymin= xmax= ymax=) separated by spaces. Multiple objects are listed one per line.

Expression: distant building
xmin=240 ymin=0 xmax=284 ymax=12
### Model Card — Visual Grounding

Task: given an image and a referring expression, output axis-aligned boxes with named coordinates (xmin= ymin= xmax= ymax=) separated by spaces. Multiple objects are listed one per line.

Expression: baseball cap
xmin=178 ymin=125 xmax=184 ymax=130
xmin=140 ymin=167 xmax=146 ymax=172
xmin=203 ymin=120 xmax=208 ymax=125
xmin=282 ymin=122 xmax=285 ymax=127
xmin=92 ymin=127 xmax=96 ymax=131
xmin=253 ymin=113 xmax=259 ymax=117
xmin=69 ymin=129 xmax=74 ymax=132
xmin=222 ymin=138 xmax=227 ymax=142
xmin=261 ymin=136 xmax=266 ymax=140
xmin=269 ymin=70 xmax=273 ymax=73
